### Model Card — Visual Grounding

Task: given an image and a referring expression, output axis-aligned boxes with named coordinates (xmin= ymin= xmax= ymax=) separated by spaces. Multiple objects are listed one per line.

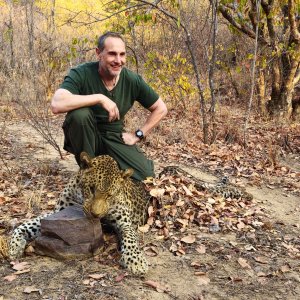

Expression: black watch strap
xmin=135 ymin=129 xmax=144 ymax=139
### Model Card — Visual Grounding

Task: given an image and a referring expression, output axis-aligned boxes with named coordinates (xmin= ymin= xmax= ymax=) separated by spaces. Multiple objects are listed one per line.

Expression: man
xmin=51 ymin=32 xmax=168 ymax=181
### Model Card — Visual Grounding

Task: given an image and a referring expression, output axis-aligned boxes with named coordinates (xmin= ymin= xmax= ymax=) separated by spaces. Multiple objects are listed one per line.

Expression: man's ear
xmin=80 ymin=152 xmax=92 ymax=168
xmin=121 ymin=168 xmax=134 ymax=179
xmin=96 ymin=48 xmax=101 ymax=59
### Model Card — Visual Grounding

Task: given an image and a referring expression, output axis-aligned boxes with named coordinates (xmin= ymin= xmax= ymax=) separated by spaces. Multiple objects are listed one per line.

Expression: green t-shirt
xmin=60 ymin=62 xmax=159 ymax=132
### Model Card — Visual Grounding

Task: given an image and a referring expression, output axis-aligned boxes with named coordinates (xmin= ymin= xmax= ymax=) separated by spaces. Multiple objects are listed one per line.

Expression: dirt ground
xmin=0 ymin=120 xmax=299 ymax=300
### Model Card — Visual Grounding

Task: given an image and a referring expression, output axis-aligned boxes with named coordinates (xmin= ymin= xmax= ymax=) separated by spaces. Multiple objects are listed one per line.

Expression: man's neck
xmin=98 ymin=67 xmax=119 ymax=90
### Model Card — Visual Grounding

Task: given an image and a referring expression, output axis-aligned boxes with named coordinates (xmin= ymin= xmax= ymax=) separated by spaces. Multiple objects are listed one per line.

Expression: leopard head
xmin=79 ymin=152 xmax=134 ymax=218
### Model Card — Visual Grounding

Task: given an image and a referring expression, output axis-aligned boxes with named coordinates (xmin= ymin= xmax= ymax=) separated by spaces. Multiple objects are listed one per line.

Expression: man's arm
xmin=50 ymin=88 xmax=120 ymax=122
xmin=122 ymin=97 xmax=168 ymax=145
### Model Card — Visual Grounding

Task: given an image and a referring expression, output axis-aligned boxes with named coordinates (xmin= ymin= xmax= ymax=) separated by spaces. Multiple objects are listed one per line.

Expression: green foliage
xmin=144 ymin=51 xmax=196 ymax=108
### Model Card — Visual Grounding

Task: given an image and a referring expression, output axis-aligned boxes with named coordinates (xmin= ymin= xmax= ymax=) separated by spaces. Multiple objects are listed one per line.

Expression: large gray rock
xmin=35 ymin=206 xmax=103 ymax=259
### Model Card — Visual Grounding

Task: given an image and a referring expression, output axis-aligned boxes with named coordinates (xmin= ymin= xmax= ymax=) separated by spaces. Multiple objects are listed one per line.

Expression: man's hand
xmin=122 ymin=132 xmax=140 ymax=145
xmin=99 ymin=96 xmax=120 ymax=122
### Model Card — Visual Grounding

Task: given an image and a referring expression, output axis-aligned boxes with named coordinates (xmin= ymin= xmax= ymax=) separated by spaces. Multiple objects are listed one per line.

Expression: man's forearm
xmin=140 ymin=98 xmax=168 ymax=136
xmin=51 ymin=89 xmax=103 ymax=114
xmin=50 ymin=89 xmax=121 ymax=122
xmin=121 ymin=98 xmax=167 ymax=146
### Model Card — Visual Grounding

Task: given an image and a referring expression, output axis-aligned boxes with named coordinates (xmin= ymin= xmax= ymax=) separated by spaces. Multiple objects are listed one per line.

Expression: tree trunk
xmin=267 ymin=48 xmax=300 ymax=118
xmin=257 ymin=69 xmax=266 ymax=115
xmin=7 ymin=0 xmax=15 ymax=68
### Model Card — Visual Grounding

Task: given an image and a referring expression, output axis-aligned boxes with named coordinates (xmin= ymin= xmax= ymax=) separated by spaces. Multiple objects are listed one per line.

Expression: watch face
xmin=136 ymin=130 xmax=144 ymax=138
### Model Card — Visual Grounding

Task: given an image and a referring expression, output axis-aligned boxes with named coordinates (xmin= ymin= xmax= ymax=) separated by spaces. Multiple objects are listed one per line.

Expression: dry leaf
xmin=195 ymin=271 xmax=207 ymax=276
xmin=254 ymin=256 xmax=269 ymax=264
xmin=148 ymin=205 xmax=154 ymax=216
xmin=144 ymin=246 xmax=159 ymax=257
xmin=280 ymin=265 xmax=291 ymax=273
xmin=176 ymin=218 xmax=189 ymax=227
xmin=210 ymin=216 xmax=219 ymax=225
xmin=181 ymin=235 xmax=196 ymax=244
xmin=176 ymin=199 xmax=185 ymax=207
xmin=195 ymin=245 xmax=206 ymax=254
xmin=25 ymin=245 xmax=35 ymax=255
xmin=191 ymin=261 xmax=201 ymax=268
xmin=115 ymin=272 xmax=128 ymax=282
xmin=83 ymin=279 xmax=90 ymax=285
xmin=147 ymin=216 xmax=154 ymax=226
xmin=196 ymin=274 xmax=210 ymax=285
xmin=0 ymin=196 xmax=6 ymax=205
xmin=182 ymin=185 xmax=193 ymax=196
xmin=139 ymin=224 xmax=150 ymax=233
xmin=88 ymin=273 xmax=106 ymax=280
xmin=150 ymin=188 xmax=165 ymax=198
xmin=23 ymin=286 xmax=40 ymax=294
xmin=3 ymin=274 xmax=17 ymax=282
xmin=169 ymin=243 xmax=177 ymax=252
xmin=237 ymin=221 xmax=245 ymax=230
xmin=144 ymin=280 xmax=171 ymax=293
xmin=14 ymin=269 xmax=31 ymax=275
xmin=238 ymin=257 xmax=251 ymax=269
xmin=163 ymin=227 xmax=169 ymax=238
xmin=12 ymin=261 xmax=30 ymax=271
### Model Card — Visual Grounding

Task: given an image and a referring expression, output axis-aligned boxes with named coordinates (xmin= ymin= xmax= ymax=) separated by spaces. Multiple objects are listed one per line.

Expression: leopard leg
xmin=8 ymin=213 xmax=51 ymax=259
xmin=118 ymin=224 xmax=148 ymax=275
xmin=106 ymin=209 xmax=148 ymax=276
xmin=9 ymin=176 xmax=84 ymax=260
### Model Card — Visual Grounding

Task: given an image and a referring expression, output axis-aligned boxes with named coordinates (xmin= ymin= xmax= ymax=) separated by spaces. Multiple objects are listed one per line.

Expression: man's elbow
xmin=50 ymin=100 xmax=61 ymax=114
xmin=51 ymin=89 xmax=69 ymax=114
xmin=160 ymin=102 xmax=168 ymax=118
xmin=50 ymin=95 xmax=64 ymax=115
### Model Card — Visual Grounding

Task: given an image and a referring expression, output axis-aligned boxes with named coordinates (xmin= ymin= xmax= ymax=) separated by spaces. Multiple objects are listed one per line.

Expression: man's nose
xmin=115 ymin=54 xmax=122 ymax=64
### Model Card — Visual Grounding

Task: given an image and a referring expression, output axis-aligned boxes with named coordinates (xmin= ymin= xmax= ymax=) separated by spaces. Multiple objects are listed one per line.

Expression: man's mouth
xmin=111 ymin=65 xmax=121 ymax=70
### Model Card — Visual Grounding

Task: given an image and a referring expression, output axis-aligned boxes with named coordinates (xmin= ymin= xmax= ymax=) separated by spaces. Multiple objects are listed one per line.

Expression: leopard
xmin=7 ymin=152 xmax=151 ymax=276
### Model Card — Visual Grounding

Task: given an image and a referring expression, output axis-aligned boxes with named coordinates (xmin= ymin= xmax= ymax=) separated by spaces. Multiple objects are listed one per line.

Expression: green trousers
xmin=62 ymin=107 xmax=154 ymax=181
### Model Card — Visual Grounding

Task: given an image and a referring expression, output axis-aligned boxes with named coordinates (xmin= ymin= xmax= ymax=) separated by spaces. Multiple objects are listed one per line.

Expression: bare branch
xmin=59 ymin=3 xmax=146 ymax=27
xmin=260 ymin=0 xmax=276 ymax=46
xmin=218 ymin=4 xmax=256 ymax=39
xmin=136 ymin=0 xmax=183 ymax=26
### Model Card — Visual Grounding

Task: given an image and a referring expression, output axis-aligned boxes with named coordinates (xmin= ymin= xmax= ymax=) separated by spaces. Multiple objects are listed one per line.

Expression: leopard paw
xmin=120 ymin=250 xmax=149 ymax=276
xmin=8 ymin=236 xmax=27 ymax=259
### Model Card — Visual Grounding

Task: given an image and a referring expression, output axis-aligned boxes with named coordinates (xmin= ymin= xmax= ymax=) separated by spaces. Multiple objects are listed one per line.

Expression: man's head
xmin=96 ymin=32 xmax=126 ymax=78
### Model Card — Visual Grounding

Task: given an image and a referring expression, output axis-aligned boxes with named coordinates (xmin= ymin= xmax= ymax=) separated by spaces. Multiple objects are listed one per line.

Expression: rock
xmin=35 ymin=206 xmax=104 ymax=259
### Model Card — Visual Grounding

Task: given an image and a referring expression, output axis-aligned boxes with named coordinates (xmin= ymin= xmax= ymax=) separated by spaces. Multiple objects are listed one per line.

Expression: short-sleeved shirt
xmin=60 ymin=62 xmax=159 ymax=132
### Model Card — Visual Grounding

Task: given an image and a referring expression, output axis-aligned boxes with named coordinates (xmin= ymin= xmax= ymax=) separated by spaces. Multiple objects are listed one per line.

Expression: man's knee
xmin=65 ymin=107 xmax=94 ymax=126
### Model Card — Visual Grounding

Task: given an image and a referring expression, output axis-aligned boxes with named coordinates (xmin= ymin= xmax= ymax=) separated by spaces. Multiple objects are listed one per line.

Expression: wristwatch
xmin=135 ymin=129 xmax=144 ymax=140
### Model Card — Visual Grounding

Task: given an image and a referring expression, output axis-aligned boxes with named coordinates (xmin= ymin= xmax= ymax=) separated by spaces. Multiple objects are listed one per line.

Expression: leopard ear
xmin=121 ymin=168 xmax=134 ymax=179
xmin=80 ymin=152 xmax=92 ymax=168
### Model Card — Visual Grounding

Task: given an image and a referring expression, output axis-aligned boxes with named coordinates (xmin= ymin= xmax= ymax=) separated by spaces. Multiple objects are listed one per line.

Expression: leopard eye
xmin=89 ymin=186 xmax=96 ymax=194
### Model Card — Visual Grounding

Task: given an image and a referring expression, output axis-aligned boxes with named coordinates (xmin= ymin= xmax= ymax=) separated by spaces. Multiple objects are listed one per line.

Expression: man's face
xmin=97 ymin=37 xmax=126 ymax=78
